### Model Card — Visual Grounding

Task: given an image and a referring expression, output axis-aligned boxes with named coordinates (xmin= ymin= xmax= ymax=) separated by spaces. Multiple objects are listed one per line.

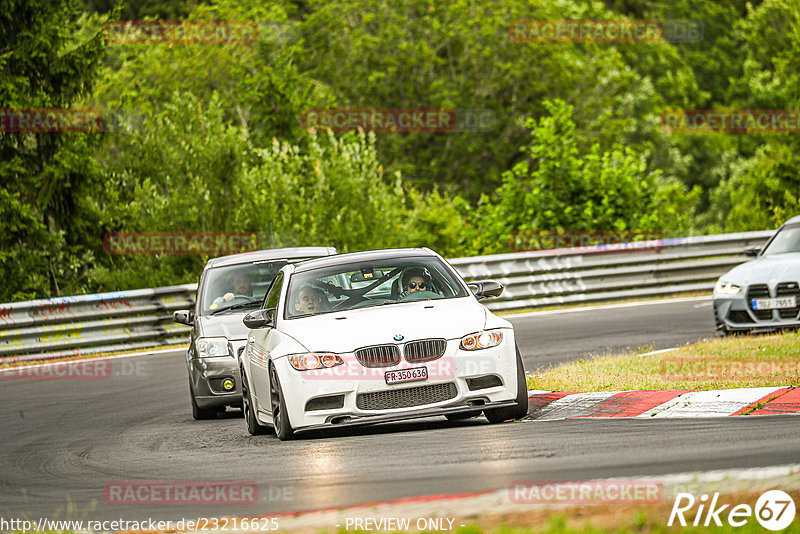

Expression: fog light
xmin=222 ymin=378 xmax=235 ymax=391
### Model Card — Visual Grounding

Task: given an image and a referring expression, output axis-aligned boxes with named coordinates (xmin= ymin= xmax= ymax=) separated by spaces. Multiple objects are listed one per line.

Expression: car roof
xmin=293 ymin=248 xmax=436 ymax=273
xmin=783 ymin=215 xmax=800 ymax=226
xmin=204 ymin=247 xmax=337 ymax=270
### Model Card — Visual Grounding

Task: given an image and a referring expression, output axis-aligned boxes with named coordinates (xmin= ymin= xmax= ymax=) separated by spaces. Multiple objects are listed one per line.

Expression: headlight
xmin=460 ymin=330 xmax=503 ymax=351
xmin=715 ymin=280 xmax=742 ymax=295
xmin=289 ymin=352 xmax=344 ymax=371
xmin=196 ymin=337 xmax=229 ymax=358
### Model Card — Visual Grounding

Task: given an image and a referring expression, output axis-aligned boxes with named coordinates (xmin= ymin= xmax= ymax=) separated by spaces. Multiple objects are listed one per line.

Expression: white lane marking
xmin=506 ymin=296 xmax=711 ymax=319
xmin=694 ymin=301 xmax=713 ymax=308
xmin=637 ymin=347 xmax=679 ymax=358
xmin=639 ymin=387 xmax=785 ymax=418
xmin=529 ymin=391 xmax=618 ymax=420
xmin=0 ymin=346 xmax=186 ymax=374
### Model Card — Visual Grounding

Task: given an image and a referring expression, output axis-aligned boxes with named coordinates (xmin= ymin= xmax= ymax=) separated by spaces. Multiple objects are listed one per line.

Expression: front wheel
xmin=241 ymin=366 xmax=269 ymax=435
xmin=270 ymin=363 xmax=295 ymax=440
xmin=484 ymin=346 xmax=528 ymax=424
xmin=190 ymin=380 xmax=219 ymax=420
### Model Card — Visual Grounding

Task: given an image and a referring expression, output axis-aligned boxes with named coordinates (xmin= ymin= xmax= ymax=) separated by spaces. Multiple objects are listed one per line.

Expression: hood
xmin=721 ymin=253 xmax=800 ymax=286
xmin=197 ymin=312 xmax=250 ymax=341
xmin=279 ymin=297 xmax=489 ymax=353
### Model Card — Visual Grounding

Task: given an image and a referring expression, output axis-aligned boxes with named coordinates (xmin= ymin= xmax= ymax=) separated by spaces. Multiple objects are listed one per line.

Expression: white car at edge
xmin=238 ymin=248 xmax=528 ymax=440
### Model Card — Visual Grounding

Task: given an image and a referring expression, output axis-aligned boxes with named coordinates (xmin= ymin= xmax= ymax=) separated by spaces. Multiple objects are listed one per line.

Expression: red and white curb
xmin=525 ymin=386 xmax=800 ymax=420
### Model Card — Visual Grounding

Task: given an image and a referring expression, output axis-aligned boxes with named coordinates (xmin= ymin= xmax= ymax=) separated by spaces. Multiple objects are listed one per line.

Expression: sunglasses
xmin=407 ymin=281 xmax=427 ymax=290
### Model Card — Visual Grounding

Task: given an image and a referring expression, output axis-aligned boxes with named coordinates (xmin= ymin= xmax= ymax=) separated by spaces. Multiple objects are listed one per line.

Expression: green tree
xmin=0 ymin=0 xmax=106 ymax=301
xmin=468 ymin=100 xmax=699 ymax=254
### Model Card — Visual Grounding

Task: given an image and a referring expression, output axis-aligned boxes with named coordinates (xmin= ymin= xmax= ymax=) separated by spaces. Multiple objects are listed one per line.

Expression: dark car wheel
xmin=190 ymin=380 xmax=219 ymax=420
xmin=484 ymin=346 xmax=529 ymax=424
xmin=241 ymin=366 xmax=269 ymax=435
xmin=270 ymin=363 xmax=295 ymax=440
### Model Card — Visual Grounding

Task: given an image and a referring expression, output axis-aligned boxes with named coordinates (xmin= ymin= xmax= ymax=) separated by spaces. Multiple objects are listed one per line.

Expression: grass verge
xmin=526 ymin=330 xmax=800 ymax=391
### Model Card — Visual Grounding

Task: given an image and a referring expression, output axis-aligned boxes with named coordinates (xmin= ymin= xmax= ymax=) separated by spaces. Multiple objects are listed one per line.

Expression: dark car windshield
xmin=285 ymin=256 xmax=469 ymax=319
xmin=761 ymin=223 xmax=800 ymax=256
xmin=201 ymin=259 xmax=309 ymax=315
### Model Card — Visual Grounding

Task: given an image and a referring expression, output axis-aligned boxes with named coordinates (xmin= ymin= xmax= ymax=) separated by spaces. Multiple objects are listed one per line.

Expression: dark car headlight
xmin=196 ymin=337 xmax=229 ymax=358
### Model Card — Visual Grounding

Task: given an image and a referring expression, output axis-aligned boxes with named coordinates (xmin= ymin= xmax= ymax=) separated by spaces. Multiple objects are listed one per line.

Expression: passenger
xmin=293 ymin=286 xmax=328 ymax=315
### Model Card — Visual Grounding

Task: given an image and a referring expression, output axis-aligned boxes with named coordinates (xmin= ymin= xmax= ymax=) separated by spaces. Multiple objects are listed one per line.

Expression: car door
xmin=248 ymin=271 xmax=284 ymax=413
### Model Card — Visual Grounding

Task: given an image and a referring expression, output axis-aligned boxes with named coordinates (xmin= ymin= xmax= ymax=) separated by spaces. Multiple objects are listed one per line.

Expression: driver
xmin=210 ymin=272 xmax=252 ymax=309
xmin=402 ymin=268 xmax=431 ymax=294
xmin=293 ymin=285 xmax=328 ymax=315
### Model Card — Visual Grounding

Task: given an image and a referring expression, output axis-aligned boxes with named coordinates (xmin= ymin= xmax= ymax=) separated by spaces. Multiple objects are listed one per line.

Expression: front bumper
xmin=189 ymin=340 xmax=247 ymax=409
xmin=270 ymin=333 xmax=519 ymax=431
xmin=293 ymin=400 xmax=517 ymax=434
xmin=714 ymin=290 xmax=800 ymax=333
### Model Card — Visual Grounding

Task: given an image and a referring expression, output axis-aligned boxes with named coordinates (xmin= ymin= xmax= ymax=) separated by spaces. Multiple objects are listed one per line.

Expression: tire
xmin=445 ymin=411 xmax=481 ymax=421
xmin=484 ymin=346 xmax=528 ymax=424
xmin=241 ymin=366 xmax=269 ymax=435
xmin=190 ymin=381 xmax=219 ymax=420
xmin=270 ymin=363 xmax=295 ymax=440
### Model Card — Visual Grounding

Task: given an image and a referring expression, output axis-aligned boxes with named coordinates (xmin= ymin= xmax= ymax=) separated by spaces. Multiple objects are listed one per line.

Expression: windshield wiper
xmin=210 ymin=298 xmax=261 ymax=315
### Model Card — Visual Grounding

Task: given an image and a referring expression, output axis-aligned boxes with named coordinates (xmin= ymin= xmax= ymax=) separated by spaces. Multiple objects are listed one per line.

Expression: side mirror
xmin=243 ymin=308 xmax=275 ymax=329
xmin=467 ymin=280 xmax=504 ymax=300
xmin=744 ymin=246 xmax=760 ymax=257
xmin=173 ymin=309 xmax=193 ymax=325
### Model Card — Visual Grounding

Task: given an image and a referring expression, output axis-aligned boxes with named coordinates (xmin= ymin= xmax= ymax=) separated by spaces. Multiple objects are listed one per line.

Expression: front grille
xmin=356 ymin=382 xmax=457 ymax=410
xmin=746 ymin=284 xmax=772 ymax=320
xmin=404 ymin=339 xmax=446 ymax=363
xmin=355 ymin=344 xmax=401 ymax=368
xmin=776 ymin=282 xmax=800 ymax=319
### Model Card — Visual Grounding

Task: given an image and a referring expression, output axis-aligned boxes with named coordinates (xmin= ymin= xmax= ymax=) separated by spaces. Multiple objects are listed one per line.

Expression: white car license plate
xmin=752 ymin=296 xmax=797 ymax=310
xmin=385 ymin=367 xmax=428 ymax=385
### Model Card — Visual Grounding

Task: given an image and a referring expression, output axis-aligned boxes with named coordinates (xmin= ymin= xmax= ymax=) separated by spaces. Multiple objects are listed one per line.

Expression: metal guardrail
xmin=0 ymin=230 xmax=775 ymax=362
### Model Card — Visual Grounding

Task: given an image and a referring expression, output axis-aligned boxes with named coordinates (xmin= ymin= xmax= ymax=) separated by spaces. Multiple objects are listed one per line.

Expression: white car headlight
xmin=196 ymin=337 xmax=229 ymax=358
xmin=289 ymin=352 xmax=344 ymax=371
xmin=715 ymin=280 xmax=742 ymax=295
xmin=460 ymin=330 xmax=503 ymax=351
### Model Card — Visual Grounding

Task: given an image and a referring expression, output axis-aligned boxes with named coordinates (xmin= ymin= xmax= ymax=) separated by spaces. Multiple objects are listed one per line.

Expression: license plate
xmin=752 ymin=296 xmax=797 ymax=310
xmin=385 ymin=366 xmax=428 ymax=385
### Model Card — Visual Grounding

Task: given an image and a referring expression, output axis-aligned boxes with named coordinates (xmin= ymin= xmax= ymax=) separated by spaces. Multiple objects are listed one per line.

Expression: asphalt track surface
xmin=2 ymin=297 xmax=798 ymax=521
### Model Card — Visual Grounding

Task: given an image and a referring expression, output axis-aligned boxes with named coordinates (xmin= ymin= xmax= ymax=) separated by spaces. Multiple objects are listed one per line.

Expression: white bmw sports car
xmin=239 ymin=248 xmax=528 ymax=439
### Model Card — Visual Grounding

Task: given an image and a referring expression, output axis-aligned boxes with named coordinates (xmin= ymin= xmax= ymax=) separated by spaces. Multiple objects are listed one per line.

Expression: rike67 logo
xmin=669 ymin=490 xmax=796 ymax=531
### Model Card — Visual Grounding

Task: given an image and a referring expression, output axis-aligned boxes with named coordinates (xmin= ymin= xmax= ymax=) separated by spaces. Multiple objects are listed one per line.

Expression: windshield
xmin=201 ymin=259 xmax=306 ymax=315
xmin=285 ymin=256 xmax=469 ymax=319
xmin=761 ymin=223 xmax=800 ymax=255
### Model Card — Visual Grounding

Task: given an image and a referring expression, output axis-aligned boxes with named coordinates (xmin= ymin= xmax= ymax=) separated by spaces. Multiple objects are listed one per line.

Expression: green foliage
xmin=5 ymin=0 xmax=800 ymax=301
xmin=467 ymin=100 xmax=699 ymax=254
xmin=85 ymin=92 xmax=467 ymax=290
xmin=0 ymin=0 xmax=106 ymax=301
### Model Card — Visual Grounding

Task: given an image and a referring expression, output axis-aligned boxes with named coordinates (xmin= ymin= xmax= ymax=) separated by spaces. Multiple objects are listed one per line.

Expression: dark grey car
xmin=173 ymin=247 xmax=337 ymax=419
